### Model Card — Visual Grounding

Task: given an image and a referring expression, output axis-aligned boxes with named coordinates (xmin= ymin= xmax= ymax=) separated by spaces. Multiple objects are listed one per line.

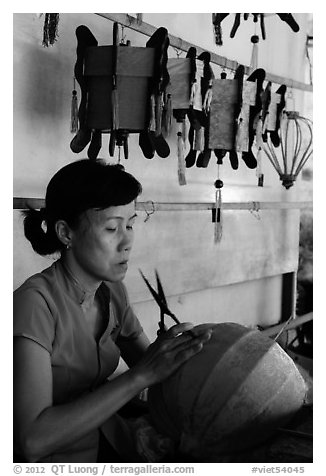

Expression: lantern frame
xmin=262 ymin=110 xmax=313 ymax=189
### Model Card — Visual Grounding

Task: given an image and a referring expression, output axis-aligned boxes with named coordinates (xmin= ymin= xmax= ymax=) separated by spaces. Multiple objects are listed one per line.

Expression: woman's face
xmin=67 ymin=201 xmax=137 ymax=287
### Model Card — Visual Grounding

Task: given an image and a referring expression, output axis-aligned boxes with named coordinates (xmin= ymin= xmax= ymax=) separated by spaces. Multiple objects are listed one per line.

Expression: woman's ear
xmin=55 ymin=220 xmax=73 ymax=249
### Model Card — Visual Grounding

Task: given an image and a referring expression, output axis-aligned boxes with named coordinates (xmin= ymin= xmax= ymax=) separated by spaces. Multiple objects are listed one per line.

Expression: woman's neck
xmin=61 ymin=254 xmax=101 ymax=296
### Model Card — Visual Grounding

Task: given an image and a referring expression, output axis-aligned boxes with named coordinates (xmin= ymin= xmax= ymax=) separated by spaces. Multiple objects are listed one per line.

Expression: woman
xmin=13 ymin=159 xmax=212 ymax=463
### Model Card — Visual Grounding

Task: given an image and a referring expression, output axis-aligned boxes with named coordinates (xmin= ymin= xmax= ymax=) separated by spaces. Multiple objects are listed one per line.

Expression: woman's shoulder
xmin=14 ymin=261 xmax=59 ymax=302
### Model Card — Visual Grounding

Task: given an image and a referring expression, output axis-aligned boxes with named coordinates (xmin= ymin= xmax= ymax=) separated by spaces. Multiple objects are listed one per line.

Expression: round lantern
xmin=148 ymin=322 xmax=307 ymax=462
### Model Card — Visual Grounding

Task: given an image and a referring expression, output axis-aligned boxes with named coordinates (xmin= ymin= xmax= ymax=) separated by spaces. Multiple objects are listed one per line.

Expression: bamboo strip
xmin=95 ymin=13 xmax=313 ymax=93
xmin=13 ymin=197 xmax=312 ymax=211
xmin=261 ymin=312 xmax=313 ymax=337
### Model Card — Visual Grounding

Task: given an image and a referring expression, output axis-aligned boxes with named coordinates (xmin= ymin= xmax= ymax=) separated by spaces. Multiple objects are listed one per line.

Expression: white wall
xmin=13 ymin=13 xmax=312 ymax=341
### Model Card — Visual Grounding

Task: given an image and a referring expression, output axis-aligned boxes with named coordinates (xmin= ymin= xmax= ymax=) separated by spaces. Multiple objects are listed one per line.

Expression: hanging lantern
xmin=262 ymin=110 xmax=313 ymax=189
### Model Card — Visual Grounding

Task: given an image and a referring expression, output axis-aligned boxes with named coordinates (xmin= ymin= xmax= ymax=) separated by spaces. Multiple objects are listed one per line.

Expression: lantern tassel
xmin=212 ymin=13 xmax=225 ymax=46
xmin=42 ymin=13 xmax=59 ymax=47
xmin=255 ymin=117 xmax=264 ymax=186
xmin=177 ymin=122 xmax=187 ymax=186
xmin=70 ymin=86 xmax=79 ymax=133
xmin=213 ymin=169 xmax=224 ymax=243
xmin=250 ymin=35 xmax=259 ymax=71
xmin=214 ymin=188 xmax=223 ymax=243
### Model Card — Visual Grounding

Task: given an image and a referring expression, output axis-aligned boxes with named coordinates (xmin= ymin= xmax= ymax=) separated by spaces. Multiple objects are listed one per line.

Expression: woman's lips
xmin=117 ymin=261 xmax=128 ymax=270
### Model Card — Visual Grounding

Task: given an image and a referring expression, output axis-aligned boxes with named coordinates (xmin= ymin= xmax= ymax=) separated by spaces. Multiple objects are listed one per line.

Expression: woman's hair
xmin=23 ymin=159 xmax=142 ymax=256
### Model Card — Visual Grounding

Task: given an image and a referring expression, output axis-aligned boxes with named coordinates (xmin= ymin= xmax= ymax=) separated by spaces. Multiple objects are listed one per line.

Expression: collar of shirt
xmin=55 ymin=258 xmax=105 ymax=306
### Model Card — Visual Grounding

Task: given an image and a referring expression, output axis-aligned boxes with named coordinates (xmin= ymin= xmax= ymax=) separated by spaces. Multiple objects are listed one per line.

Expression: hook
xmin=142 ymin=201 xmax=156 ymax=223
xmin=173 ymin=46 xmax=183 ymax=58
xmin=249 ymin=201 xmax=261 ymax=220
xmin=120 ymin=25 xmax=126 ymax=44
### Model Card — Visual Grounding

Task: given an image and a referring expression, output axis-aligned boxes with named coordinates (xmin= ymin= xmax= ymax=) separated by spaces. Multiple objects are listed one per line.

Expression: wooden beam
xmin=95 ymin=13 xmax=313 ymax=93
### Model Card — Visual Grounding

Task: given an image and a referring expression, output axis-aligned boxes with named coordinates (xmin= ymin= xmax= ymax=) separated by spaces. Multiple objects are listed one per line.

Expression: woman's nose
xmin=119 ymin=228 xmax=133 ymax=251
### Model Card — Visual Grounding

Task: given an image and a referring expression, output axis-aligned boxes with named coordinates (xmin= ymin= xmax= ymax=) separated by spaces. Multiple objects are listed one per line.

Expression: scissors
xmin=139 ymin=269 xmax=196 ymax=338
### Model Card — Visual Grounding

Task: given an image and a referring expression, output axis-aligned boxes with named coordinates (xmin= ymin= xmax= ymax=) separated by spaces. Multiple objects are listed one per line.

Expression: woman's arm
xmin=117 ymin=331 xmax=151 ymax=367
xmin=14 ymin=323 xmax=211 ymax=462
xmin=13 ymin=337 xmax=146 ymax=462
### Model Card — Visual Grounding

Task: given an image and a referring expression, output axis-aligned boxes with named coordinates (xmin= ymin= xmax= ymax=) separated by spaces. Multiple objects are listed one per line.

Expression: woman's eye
xmin=106 ymin=228 xmax=117 ymax=232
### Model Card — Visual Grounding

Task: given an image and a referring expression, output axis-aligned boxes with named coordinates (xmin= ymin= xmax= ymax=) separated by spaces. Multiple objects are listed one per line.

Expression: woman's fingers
xmin=158 ymin=322 xmax=214 ymax=350
xmin=134 ymin=322 xmax=213 ymax=386
xmin=163 ymin=322 xmax=195 ymax=339
xmin=173 ymin=341 xmax=205 ymax=365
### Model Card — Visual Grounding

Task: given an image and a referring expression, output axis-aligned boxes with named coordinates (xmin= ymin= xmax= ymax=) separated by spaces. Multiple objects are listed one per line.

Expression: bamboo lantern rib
xmin=281 ymin=118 xmax=289 ymax=175
xmin=291 ymin=119 xmax=301 ymax=174
xmin=296 ymin=150 xmax=313 ymax=177
xmin=263 ymin=143 xmax=283 ymax=175
xmin=295 ymin=118 xmax=313 ymax=177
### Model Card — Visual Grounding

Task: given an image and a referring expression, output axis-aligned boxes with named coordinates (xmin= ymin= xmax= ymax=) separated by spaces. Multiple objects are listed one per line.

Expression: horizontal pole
xmin=13 ymin=197 xmax=312 ymax=212
xmin=95 ymin=13 xmax=313 ymax=93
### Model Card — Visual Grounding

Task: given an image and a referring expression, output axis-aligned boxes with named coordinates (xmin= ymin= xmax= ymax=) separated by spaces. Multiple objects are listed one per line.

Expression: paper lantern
xmin=84 ymin=45 xmax=155 ymax=131
xmin=166 ymin=58 xmax=191 ymax=110
xmin=208 ymin=78 xmax=238 ymax=150
xmin=148 ymin=322 xmax=307 ymax=462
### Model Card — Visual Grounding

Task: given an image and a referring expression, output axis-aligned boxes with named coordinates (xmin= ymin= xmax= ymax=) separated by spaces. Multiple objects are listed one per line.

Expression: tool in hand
xmin=139 ymin=269 xmax=196 ymax=338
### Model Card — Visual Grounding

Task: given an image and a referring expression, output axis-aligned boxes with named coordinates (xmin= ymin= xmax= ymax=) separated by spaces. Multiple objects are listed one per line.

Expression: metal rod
xmin=13 ymin=197 xmax=313 ymax=212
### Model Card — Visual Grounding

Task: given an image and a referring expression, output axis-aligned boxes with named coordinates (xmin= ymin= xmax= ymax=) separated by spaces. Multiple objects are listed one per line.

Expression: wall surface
xmin=13 ymin=13 xmax=312 ymax=342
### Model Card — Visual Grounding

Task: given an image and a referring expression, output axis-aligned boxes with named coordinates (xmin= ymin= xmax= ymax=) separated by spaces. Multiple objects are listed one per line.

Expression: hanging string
xmin=70 ymin=77 xmax=79 ymax=133
xmin=256 ymin=113 xmax=264 ymax=186
xmin=120 ymin=25 xmax=126 ymax=45
xmin=286 ymin=87 xmax=296 ymax=111
xmin=250 ymin=22 xmax=259 ymax=72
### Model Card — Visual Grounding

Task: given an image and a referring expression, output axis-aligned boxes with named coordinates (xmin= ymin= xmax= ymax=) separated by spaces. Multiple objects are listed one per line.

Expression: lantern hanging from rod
xmin=262 ymin=110 xmax=313 ymax=189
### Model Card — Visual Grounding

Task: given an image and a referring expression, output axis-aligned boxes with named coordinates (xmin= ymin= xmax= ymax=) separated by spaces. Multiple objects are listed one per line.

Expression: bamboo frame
xmin=95 ymin=13 xmax=313 ymax=93
xmin=13 ymin=197 xmax=312 ymax=212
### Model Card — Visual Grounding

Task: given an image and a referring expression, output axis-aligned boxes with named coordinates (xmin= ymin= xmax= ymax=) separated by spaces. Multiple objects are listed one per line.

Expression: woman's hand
xmin=131 ymin=323 xmax=213 ymax=388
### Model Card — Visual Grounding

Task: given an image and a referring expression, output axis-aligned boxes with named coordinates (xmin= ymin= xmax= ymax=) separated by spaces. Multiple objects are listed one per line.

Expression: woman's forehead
xmin=86 ymin=202 xmax=136 ymax=223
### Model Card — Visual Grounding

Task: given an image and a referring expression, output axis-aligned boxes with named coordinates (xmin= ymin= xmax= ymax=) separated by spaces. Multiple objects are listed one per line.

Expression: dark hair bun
xmin=23 ymin=208 xmax=61 ymax=255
